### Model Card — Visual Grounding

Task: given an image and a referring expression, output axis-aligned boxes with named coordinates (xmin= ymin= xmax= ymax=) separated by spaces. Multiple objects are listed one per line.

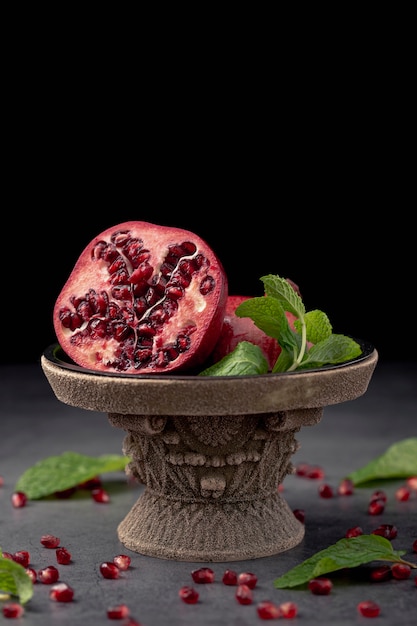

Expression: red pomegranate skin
xmin=211 ymin=295 xmax=297 ymax=371
xmin=53 ymin=221 xmax=228 ymax=374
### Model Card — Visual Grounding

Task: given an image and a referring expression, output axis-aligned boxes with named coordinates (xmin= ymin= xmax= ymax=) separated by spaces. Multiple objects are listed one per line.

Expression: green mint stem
xmin=288 ymin=318 xmax=307 ymax=371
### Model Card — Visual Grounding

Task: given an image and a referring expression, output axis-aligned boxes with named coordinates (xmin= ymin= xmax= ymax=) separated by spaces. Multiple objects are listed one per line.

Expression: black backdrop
xmin=5 ymin=207 xmax=411 ymax=366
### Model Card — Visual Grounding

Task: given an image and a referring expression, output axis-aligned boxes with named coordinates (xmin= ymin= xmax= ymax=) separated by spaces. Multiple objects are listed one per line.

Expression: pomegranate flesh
xmin=53 ymin=221 xmax=228 ymax=374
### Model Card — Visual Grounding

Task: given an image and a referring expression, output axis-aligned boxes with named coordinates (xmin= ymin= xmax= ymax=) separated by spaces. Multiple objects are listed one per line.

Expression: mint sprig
xmin=0 ymin=551 xmax=33 ymax=604
xmin=274 ymin=535 xmax=416 ymax=589
xmin=347 ymin=438 xmax=417 ymax=486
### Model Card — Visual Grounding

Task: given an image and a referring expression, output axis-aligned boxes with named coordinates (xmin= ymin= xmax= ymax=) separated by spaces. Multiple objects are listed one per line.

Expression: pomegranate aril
xmin=38 ymin=565 xmax=59 ymax=584
xmin=308 ymin=577 xmax=333 ymax=595
xmin=406 ymin=476 xmax=417 ymax=490
xmin=346 ymin=525 xmax=363 ymax=538
xmin=293 ymin=509 xmax=305 ymax=523
xmin=107 ymin=604 xmax=130 ymax=619
xmin=26 ymin=567 xmax=37 ymax=583
xmin=237 ymin=571 xmax=257 ymax=589
xmin=307 ymin=465 xmax=325 ymax=479
xmin=100 ymin=561 xmax=120 ymax=579
xmin=2 ymin=602 xmax=24 ymax=618
xmin=338 ymin=478 xmax=354 ymax=495
xmin=179 ymin=586 xmax=199 ymax=604
xmin=368 ymin=499 xmax=385 ymax=515
xmin=235 ymin=583 xmax=253 ymax=605
xmin=191 ymin=567 xmax=215 ymax=583
xmin=12 ymin=551 xmax=30 ymax=567
xmin=370 ymin=490 xmax=387 ymax=503
xmin=113 ymin=554 xmax=131 ymax=570
xmin=0 ymin=475 xmax=4 ymax=486
xmin=41 ymin=534 xmax=60 ymax=548
xmin=56 ymin=547 xmax=72 ymax=565
xmin=395 ymin=486 xmax=411 ymax=501
xmin=391 ymin=563 xmax=411 ymax=580
xmin=371 ymin=524 xmax=397 ymax=540
xmin=370 ymin=565 xmax=392 ymax=582
xmin=11 ymin=491 xmax=27 ymax=508
xmin=91 ymin=487 xmax=110 ymax=503
xmin=49 ymin=582 xmax=74 ymax=602
xmin=222 ymin=569 xmax=238 ymax=585
xmin=318 ymin=483 xmax=334 ymax=498
xmin=79 ymin=476 xmax=102 ymax=490
xmin=279 ymin=601 xmax=298 ymax=618
xmin=357 ymin=600 xmax=380 ymax=617
xmin=257 ymin=600 xmax=282 ymax=619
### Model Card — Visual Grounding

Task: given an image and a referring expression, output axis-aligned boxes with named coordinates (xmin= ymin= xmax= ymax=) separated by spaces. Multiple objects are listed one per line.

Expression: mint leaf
xmin=260 ymin=275 xmax=305 ymax=318
xmin=302 ymin=310 xmax=332 ymax=344
xmin=274 ymin=535 xmax=416 ymax=589
xmin=15 ymin=452 xmax=129 ymax=500
xmin=199 ymin=341 xmax=268 ymax=377
xmin=235 ymin=297 xmax=297 ymax=353
xmin=347 ymin=438 xmax=417 ymax=486
xmin=297 ymin=335 xmax=363 ymax=369
xmin=0 ymin=553 xmax=34 ymax=604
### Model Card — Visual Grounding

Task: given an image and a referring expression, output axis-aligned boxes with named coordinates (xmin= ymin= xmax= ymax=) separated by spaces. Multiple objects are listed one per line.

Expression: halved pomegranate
xmin=53 ymin=221 xmax=228 ymax=374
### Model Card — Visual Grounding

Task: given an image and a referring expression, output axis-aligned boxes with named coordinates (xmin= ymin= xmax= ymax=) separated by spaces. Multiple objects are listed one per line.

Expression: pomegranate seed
xmin=370 ymin=565 xmax=392 ymax=582
xmin=2 ymin=552 xmax=13 ymax=559
xmin=79 ymin=476 xmax=102 ymax=489
xmin=293 ymin=509 xmax=305 ymax=523
xmin=295 ymin=462 xmax=310 ymax=476
xmin=100 ymin=561 xmax=120 ymax=579
xmin=11 ymin=491 xmax=27 ymax=508
xmin=222 ymin=569 xmax=238 ymax=585
xmin=307 ymin=465 xmax=325 ymax=479
xmin=413 ymin=539 xmax=417 ymax=553
xmin=91 ymin=487 xmax=110 ymax=503
xmin=237 ymin=572 xmax=258 ymax=589
xmin=0 ymin=475 xmax=4 ymax=486
xmin=279 ymin=601 xmax=298 ymax=618
xmin=395 ymin=486 xmax=411 ymax=501
xmin=338 ymin=478 xmax=354 ymax=495
xmin=179 ymin=586 xmax=199 ymax=604
xmin=370 ymin=490 xmax=387 ymax=503
xmin=368 ymin=499 xmax=385 ymax=515
xmin=391 ymin=563 xmax=411 ymax=580
xmin=38 ymin=565 xmax=59 ymax=584
xmin=49 ymin=582 xmax=74 ymax=602
xmin=55 ymin=486 xmax=77 ymax=498
xmin=278 ymin=483 xmax=284 ymax=492
xmin=191 ymin=567 xmax=215 ymax=583
xmin=41 ymin=534 xmax=60 ymax=548
xmin=12 ymin=551 xmax=30 ymax=567
xmin=318 ymin=483 xmax=334 ymax=498
xmin=26 ymin=567 xmax=37 ymax=583
xmin=236 ymin=583 xmax=253 ymax=605
xmin=371 ymin=524 xmax=398 ymax=540
xmin=107 ymin=604 xmax=130 ymax=619
xmin=2 ymin=602 xmax=24 ymax=618
xmin=406 ymin=476 xmax=417 ymax=490
xmin=56 ymin=547 xmax=72 ymax=565
xmin=346 ymin=526 xmax=363 ymax=538
xmin=257 ymin=600 xmax=282 ymax=619
xmin=308 ymin=577 xmax=333 ymax=595
xmin=357 ymin=600 xmax=380 ymax=617
xmin=113 ymin=554 xmax=131 ymax=570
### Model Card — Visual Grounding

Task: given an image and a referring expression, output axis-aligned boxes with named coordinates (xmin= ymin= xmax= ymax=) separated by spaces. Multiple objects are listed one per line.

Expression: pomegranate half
xmin=53 ymin=221 xmax=228 ymax=374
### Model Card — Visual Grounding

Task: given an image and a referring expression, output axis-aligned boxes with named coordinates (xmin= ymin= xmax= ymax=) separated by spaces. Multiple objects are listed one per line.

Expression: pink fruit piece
xmin=53 ymin=221 xmax=228 ymax=374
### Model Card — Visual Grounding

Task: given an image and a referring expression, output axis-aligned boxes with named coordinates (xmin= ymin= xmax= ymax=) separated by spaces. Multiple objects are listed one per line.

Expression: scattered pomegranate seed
xmin=38 ymin=565 xmax=60 ymax=584
xmin=346 ymin=526 xmax=363 ymax=538
xmin=370 ymin=490 xmax=387 ymax=503
xmin=235 ymin=583 xmax=253 ymax=605
xmin=12 ymin=550 xmax=30 ymax=567
xmin=79 ymin=476 xmax=102 ymax=489
xmin=293 ymin=509 xmax=305 ymax=523
xmin=113 ymin=554 xmax=131 ymax=570
xmin=338 ymin=478 xmax=354 ymax=495
xmin=107 ymin=604 xmax=130 ymax=619
xmin=357 ymin=600 xmax=380 ymax=617
xmin=308 ymin=577 xmax=333 ymax=595
xmin=55 ymin=487 xmax=77 ymax=499
xmin=295 ymin=462 xmax=310 ymax=476
xmin=56 ymin=547 xmax=72 ymax=565
xmin=0 ymin=475 xmax=4 ymax=486
xmin=278 ymin=483 xmax=284 ymax=492
xmin=11 ymin=491 xmax=27 ymax=508
xmin=41 ymin=534 xmax=60 ymax=548
xmin=307 ymin=465 xmax=325 ymax=479
xmin=368 ymin=499 xmax=385 ymax=515
xmin=279 ymin=601 xmax=298 ymax=618
xmin=318 ymin=484 xmax=334 ymax=498
xmin=2 ymin=552 xmax=13 ymax=560
xmin=237 ymin=572 xmax=258 ymax=589
xmin=191 ymin=567 xmax=215 ymax=583
xmin=413 ymin=539 xmax=417 ymax=553
xmin=91 ymin=487 xmax=110 ymax=503
xmin=26 ymin=567 xmax=37 ymax=583
xmin=371 ymin=524 xmax=398 ymax=540
xmin=2 ymin=602 xmax=24 ymax=618
xmin=391 ymin=563 xmax=411 ymax=580
xmin=395 ymin=486 xmax=411 ymax=501
xmin=100 ymin=562 xmax=120 ymax=579
xmin=257 ymin=600 xmax=282 ymax=619
xmin=406 ymin=476 xmax=417 ymax=491
xmin=49 ymin=582 xmax=74 ymax=602
xmin=222 ymin=569 xmax=238 ymax=585
xmin=370 ymin=565 xmax=392 ymax=582
xmin=179 ymin=586 xmax=199 ymax=604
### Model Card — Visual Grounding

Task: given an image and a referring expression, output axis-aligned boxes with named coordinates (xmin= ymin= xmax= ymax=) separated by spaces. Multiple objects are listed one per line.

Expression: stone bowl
xmin=41 ymin=340 xmax=378 ymax=562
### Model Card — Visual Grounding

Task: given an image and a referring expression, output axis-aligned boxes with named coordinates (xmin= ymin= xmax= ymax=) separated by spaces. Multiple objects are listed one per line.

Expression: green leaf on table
xmin=15 ymin=452 xmax=129 ymax=500
xmin=347 ymin=438 xmax=417 ymax=486
xmin=0 ymin=552 xmax=34 ymax=604
xmin=199 ymin=341 xmax=269 ymax=377
xmin=274 ymin=535 xmax=415 ymax=589
xmin=297 ymin=334 xmax=363 ymax=370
